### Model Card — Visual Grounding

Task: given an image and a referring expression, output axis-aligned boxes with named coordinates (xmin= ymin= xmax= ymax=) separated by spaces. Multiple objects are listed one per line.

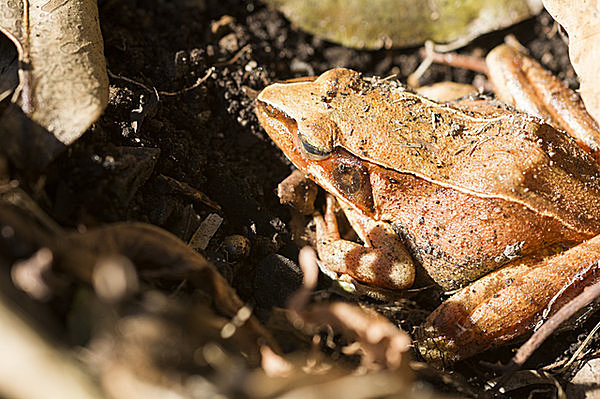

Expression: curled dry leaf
xmin=0 ymin=185 xmax=277 ymax=358
xmin=0 ymin=0 xmax=108 ymax=145
xmin=287 ymin=246 xmax=412 ymax=372
xmin=0 ymin=185 xmax=290 ymax=396
xmin=299 ymin=302 xmax=412 ymax=371
xmin=543 ymin=0 xmax=600 ymax=124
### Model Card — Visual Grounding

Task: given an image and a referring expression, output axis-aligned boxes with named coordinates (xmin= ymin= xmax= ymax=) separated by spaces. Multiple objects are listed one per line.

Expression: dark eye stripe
xmin=297 ymin=133 xmax=331 ymax=160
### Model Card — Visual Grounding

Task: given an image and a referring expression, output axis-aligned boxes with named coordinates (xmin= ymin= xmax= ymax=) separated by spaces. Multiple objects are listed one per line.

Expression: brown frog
xmin=255 ymin=42 xmax=600 ymax=364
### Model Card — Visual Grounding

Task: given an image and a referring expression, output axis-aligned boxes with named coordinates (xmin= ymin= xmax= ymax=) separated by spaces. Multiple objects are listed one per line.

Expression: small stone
xmin=254 ymin=254 xmax=303 ymax=308
xmin=218 ymin=33 xmax=239 ymax=53
xmin=244 ymin=60 xmax=258 ymax=72
xmin=222 ymin=235 xmax=251 ymax=261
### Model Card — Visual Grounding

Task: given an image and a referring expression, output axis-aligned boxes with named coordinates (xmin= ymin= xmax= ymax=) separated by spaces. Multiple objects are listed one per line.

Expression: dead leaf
xmin=0 ymin=33 xmax=18 ymax=101
xmin=543 ymin=0 xmax=600 ymax=124
xmin=265 ymin=0 xmax=543 ymax=50
xmin=0 ymin=0 xmax=108 ymax=145
xmin=287 ymin=247 xmax=412 ymax=371
xmin=298 ymin=302 xmax=412 ymax=371
xmin=567 ymin=358 xmax=600 ymax=398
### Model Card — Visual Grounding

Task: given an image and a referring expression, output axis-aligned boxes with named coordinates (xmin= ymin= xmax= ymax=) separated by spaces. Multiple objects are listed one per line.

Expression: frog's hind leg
xmin=313 ymin=195 xmax=415 ymax=290
xmin=485 ymin=40 xmax=600 ymax=159
xmin=422 ymin=36 xmax=600 ymax=161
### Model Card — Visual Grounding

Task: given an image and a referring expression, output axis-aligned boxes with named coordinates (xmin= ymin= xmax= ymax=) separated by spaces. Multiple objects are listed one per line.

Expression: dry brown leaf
xmin=0 ymin=34 xmax=18 ymax=101
xmin=567 ymin=358 xmax=600 ymax=398
xmin=543 ymin=0 xmax=600 ymax=124
xmin=299 ymin=302 xmax=412 ymax=371
xmin=287 ymin=247 xmax=412 ymax=372
xmin=266 ymin=0 xmax=544 ymax=50
xmin=0 ymin=0 xmax=108 ymax=145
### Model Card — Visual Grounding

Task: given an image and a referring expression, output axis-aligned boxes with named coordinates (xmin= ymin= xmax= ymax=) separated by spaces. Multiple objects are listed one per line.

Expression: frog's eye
xmin=297 ymin=133 xmax=332 ymax=160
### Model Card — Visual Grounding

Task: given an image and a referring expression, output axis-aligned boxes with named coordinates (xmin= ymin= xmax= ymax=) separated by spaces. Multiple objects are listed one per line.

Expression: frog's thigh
xmin=314 ymin=196 xmax=415 ymax=290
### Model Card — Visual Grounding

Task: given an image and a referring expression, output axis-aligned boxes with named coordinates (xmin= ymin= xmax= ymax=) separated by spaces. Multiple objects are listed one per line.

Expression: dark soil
xmin=3 ymin=0 xmax=597 ymax=397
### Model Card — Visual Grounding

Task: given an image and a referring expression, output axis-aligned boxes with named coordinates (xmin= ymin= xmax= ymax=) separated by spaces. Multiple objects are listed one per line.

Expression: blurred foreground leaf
xmin=0 ymin=293 xmax=104 ymax=399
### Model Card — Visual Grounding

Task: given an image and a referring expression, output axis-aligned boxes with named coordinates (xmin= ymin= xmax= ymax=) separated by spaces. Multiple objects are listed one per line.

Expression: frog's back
xmin=324 ymin=69 xmax=600 ymax=235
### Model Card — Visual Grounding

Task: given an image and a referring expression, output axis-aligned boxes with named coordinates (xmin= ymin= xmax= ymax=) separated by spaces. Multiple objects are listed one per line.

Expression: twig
xmin=553 ymin=317 xmax=600 ymax=374
xmin=107 ymin=69 xmax=160 ymax=101
xmin=426 ymin=49 xmax=488 ymax=75
xmin=214 ymin=44 xmax=251 ymax=66
xmin=407 ymin=40 xmax=488 ymax=88
xmin=407 ymin=41 xmax=434 ymax=88
xmin=108 ymin=67 xmax=215 ymax=98
xmin=498 ymin=273 xmax=600 ymax=386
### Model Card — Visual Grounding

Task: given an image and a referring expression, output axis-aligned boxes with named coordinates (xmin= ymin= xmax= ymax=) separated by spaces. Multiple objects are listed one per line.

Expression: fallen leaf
xmin=265 ymin=0 xmax=543 ymax=49
xmin=543 ymin=0 xmax=600 ymax=124
xmin=0 ymin=0 xmax=108 ymax=145
xmin=287 ymin=247 xmax=412 ymax=371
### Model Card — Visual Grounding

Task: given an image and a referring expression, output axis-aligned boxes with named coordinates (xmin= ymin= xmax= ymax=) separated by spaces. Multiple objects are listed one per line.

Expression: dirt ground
xmin=3 ymin=0 xmax=600 ymax=397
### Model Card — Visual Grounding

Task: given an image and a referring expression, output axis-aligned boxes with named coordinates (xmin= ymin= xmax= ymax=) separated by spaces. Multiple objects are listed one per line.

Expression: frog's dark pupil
xmin=298 ymin=133 xmax=330 ymax=159
xmin=333 ymin=164 xmax=361 ymax=194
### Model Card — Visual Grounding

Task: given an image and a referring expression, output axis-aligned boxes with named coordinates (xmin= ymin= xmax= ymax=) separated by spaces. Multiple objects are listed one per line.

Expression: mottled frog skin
xmin=257 ymin=67 xmax=600 ymax=289
xmin=255 ymin=43 xmax=600 ymax=364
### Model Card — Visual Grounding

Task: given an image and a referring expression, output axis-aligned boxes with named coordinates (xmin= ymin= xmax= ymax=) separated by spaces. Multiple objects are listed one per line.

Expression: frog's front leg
xmin=314 ymin=195 xmax=415 ymax=290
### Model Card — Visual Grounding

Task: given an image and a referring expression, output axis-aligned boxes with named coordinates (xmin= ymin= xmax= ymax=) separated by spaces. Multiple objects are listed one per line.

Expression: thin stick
xmin=159 ymin=67 xmax=214 ymax=96
xmin=499 ymin=274 xmax=600 ymax=386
